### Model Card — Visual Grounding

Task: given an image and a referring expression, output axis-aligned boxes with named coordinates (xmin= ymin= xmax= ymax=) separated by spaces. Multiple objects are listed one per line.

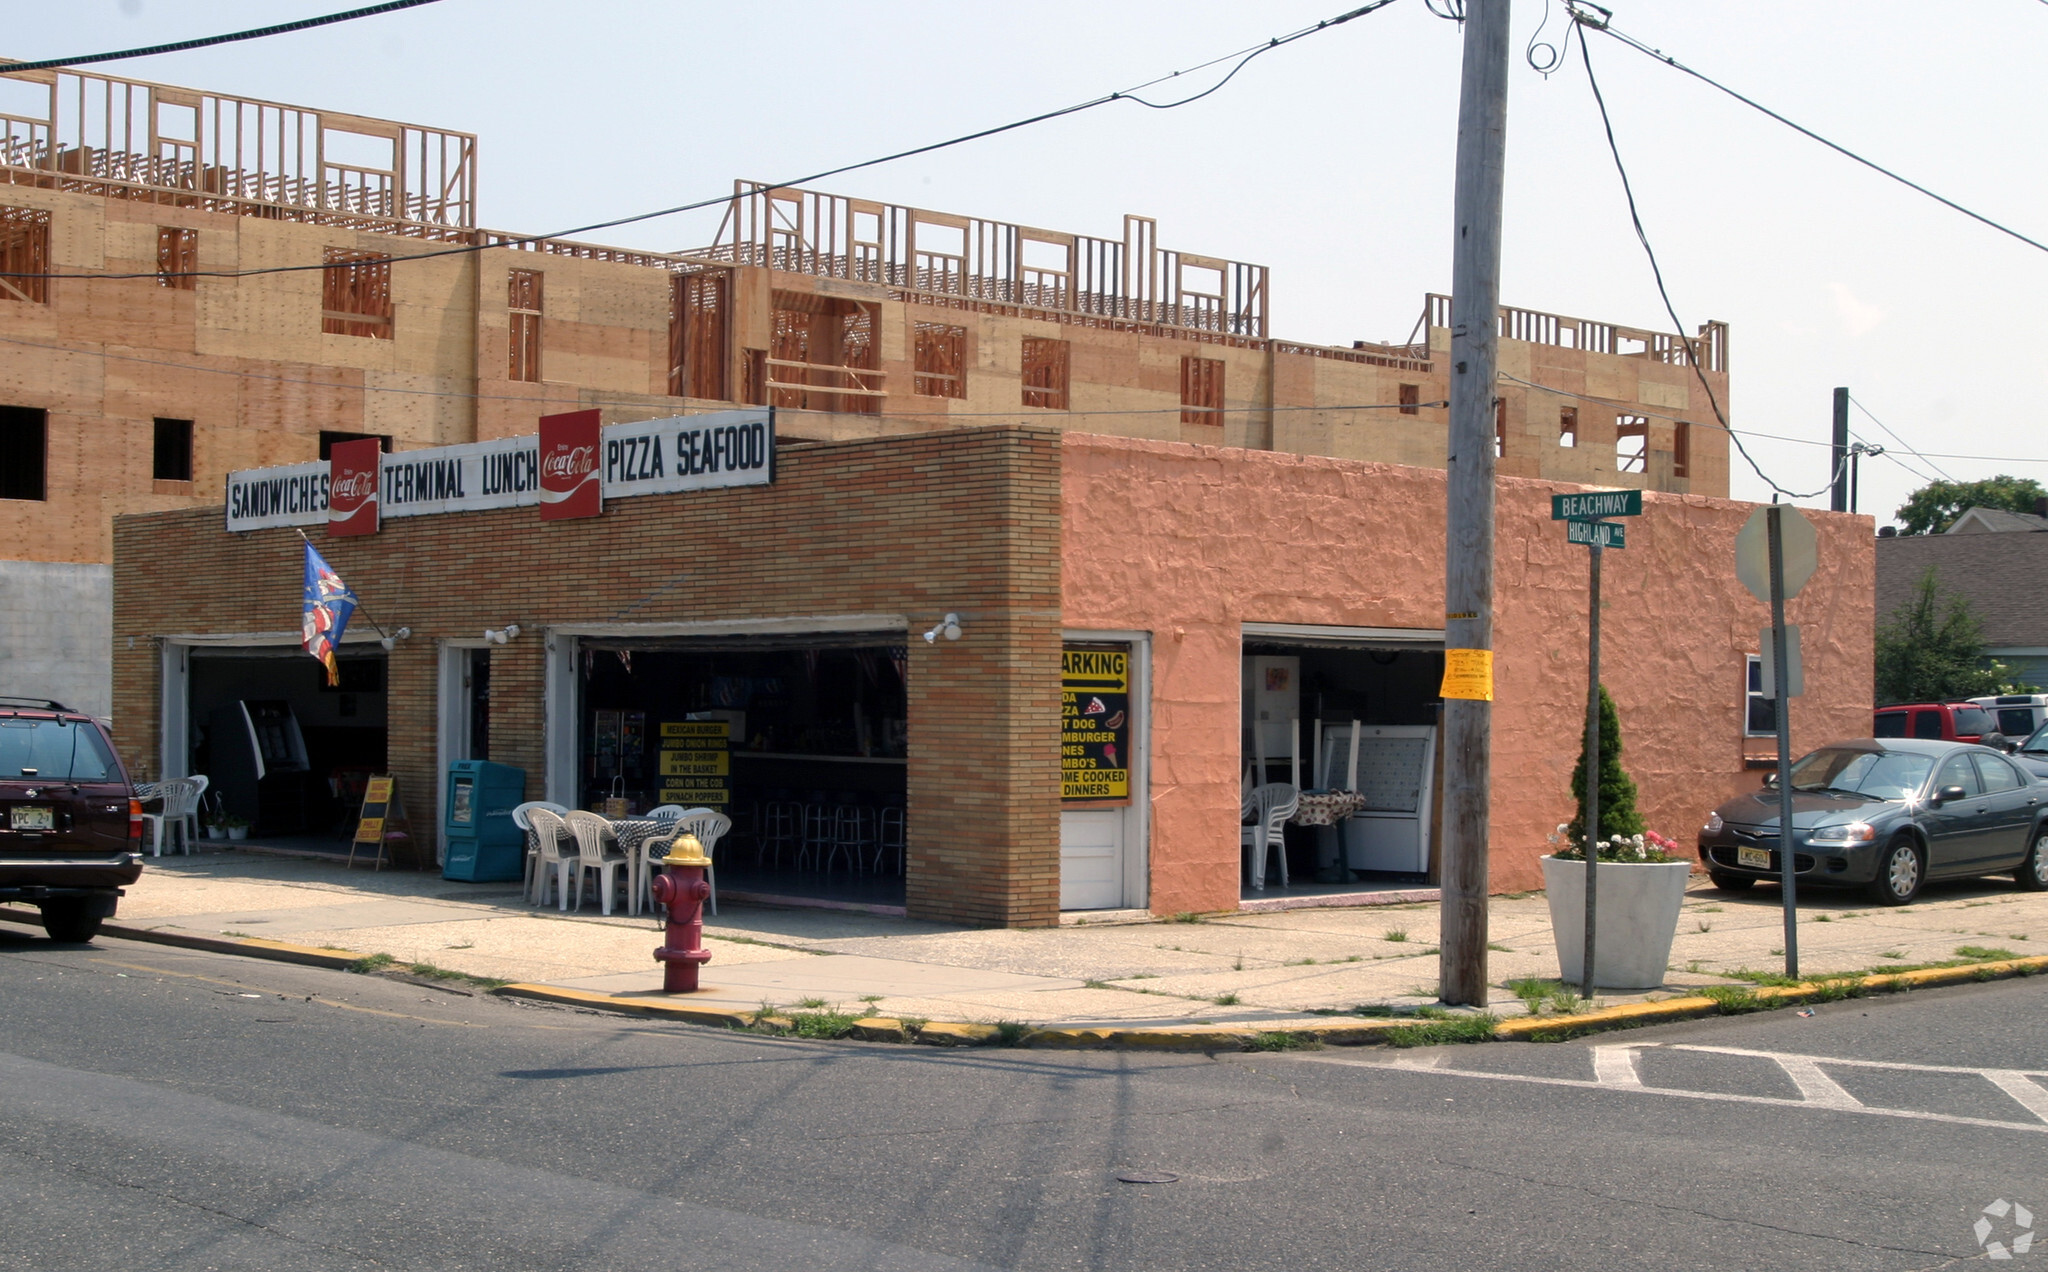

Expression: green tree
xmin=1567 ymin=684 xmax=1644 ymax=847
xmin=1893 ymin=474 xmax=2046 ymax=535
xmin=1873 ymin=568 xmax=2008 ymax=702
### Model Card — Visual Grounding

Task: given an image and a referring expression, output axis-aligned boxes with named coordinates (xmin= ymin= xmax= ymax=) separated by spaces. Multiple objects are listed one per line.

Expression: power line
xmin=1570 ymin=24 xmax=1853 ymax=502
xmin=0 ymin=1 xmax=1400 ymax=286
xmin=0 ymin=1 xmax=443 ymax=75
xmin=1575 ymin=2 xmax=2048 ymax=258
xmin=1847 ymin=393 xmax=1956 ymax=483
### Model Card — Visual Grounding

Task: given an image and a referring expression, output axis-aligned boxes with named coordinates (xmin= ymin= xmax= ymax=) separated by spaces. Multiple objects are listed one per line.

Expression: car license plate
xmin=9 ymin=805 xmax=53 ymax=831
xmin=1738 ymin=846 xmax=1772 ymax=869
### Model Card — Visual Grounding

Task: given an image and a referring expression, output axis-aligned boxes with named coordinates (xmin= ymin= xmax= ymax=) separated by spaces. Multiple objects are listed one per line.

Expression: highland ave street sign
xmin=1551 ymin=489 xmax=1643 ymax=521
xmin=1564 ymin=519 xmax=1627 ymax=549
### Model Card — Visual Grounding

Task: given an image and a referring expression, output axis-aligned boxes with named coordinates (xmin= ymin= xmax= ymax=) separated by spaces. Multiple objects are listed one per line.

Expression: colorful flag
xmin=301 ymin=541 xmax=357 ymax=686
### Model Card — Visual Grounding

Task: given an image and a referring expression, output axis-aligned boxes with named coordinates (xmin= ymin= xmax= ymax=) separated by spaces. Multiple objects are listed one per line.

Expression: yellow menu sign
xmin=1062 ymin=644 xmax=1130 ymax=802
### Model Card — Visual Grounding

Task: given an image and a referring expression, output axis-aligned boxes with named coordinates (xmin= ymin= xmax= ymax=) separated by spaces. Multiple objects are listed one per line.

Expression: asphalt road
xmin=2 ymin=928 xmax=2044 ymax=1271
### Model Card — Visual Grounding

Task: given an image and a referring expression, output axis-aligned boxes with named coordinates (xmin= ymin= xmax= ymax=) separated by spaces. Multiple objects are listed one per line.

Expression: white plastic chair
xmin=652 ymin=808 xmax=731 ymax=917
xmin=525 ymin=807 xmax=575 ymax=909
xmin=134 ymin=781 xmax=172 ymax=857
xmin=1241 ymin=783 xmax=1299 ymax=890
xmin=179 ymin=775 xmax=209 ymax=847
xmin=563 ymin=810 xmax=630 ymax=915
xmin=512 ymin=801 xmax=569 ymax=903
xmin=645 ymin=805 xmax=687 ymax=821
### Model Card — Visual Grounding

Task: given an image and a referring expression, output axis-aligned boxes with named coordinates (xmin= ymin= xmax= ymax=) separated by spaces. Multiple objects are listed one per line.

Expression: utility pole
xmin=1829 ymin=387 xmax=1849 ymax=513
xmin=1439 ymin=0 xmax=1511 ymax=1008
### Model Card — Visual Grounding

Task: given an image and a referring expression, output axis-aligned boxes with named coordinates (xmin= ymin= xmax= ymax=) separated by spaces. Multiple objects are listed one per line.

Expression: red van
xmin=1872 ymin=702 xmax=1995 ymax=745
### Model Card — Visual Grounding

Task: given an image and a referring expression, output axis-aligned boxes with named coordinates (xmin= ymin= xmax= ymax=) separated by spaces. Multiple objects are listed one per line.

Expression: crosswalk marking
xmin=1323 ymin=1044 xmax=2048 ymax=1135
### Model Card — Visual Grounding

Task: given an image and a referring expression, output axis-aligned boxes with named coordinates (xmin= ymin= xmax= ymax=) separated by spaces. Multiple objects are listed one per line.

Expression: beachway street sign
xmin=1565 ymin=519 xmax=1626 ymax=549
xmin=1551 ymin=489 xmax=1643 ymax=521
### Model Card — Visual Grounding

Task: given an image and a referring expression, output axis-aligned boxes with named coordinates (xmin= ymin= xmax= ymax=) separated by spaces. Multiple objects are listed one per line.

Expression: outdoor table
xmin=610 ymin=817 xmax=679 ymax=918
xmin=1290 ymin=789 xmax=1366 ymax=826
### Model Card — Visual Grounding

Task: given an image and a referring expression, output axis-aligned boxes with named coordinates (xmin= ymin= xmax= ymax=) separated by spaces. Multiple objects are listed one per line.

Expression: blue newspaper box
xmin=442 ymin=760 xmax=527 ymax=881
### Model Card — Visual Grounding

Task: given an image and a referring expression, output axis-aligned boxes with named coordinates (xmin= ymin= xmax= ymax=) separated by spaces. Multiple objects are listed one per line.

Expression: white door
xmin=1060 ymin=809 xmax=1123 ymax=910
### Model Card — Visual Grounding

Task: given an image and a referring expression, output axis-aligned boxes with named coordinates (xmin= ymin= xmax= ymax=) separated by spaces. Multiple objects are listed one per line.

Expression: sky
xmin=11 ymin=0 xmax=2048 ymax=529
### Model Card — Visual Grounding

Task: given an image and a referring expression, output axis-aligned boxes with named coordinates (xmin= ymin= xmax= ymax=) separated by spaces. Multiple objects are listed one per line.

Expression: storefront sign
xmin=1439 ymin=648 xmax=1495 ymax=702
xmin=659 ymin=721 xmax=731 ymax=808
xmin=1062 ymin=644 xmax=1130 ymax=802
xmin=327 ymin=437 xmax=382 ymax=536
xmin=224 ymin=410 xmax=775 ymax=533
xmin=540 ymin=409 xmax=603 ymax=520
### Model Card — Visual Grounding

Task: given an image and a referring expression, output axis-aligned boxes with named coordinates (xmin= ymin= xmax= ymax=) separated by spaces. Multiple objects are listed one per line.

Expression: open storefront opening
xmin=1241 ymin=624 xmax=1445 ymax=902
xmin=182 ymin=645 xmax=388 ymax=849
xmin=576 ymin=633 xmax=907 ymax=911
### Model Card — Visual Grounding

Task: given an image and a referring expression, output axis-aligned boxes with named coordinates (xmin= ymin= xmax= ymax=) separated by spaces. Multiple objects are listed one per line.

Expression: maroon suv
xmin=0 ymin=698 xmax=144 ymax=941
xmin=1872 ymin=702 xmax=1995 ymax=745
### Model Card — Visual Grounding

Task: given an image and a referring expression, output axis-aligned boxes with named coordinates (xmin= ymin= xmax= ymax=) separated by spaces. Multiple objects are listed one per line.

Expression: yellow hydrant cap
xmin=659 ymin=833 xmax=711 ymax=867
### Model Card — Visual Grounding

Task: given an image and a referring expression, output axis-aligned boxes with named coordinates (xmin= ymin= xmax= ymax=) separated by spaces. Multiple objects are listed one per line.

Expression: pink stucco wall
xmin=1060 ymin=434 xmax=1873 ymax=914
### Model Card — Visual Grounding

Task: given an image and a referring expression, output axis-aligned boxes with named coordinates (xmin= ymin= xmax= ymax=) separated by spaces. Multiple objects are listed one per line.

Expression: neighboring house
xmin=1876 ymin=507 xmax=2048 ymax=688
xmin=1 ymin=62 xmax=1730 ymax=718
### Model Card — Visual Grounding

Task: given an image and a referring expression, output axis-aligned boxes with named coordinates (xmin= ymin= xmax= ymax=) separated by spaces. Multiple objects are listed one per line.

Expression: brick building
xmin=109 ymin=426 xmax=1872 ymax=926
xmin=4 ymin=63 xmax=1729 ymax=716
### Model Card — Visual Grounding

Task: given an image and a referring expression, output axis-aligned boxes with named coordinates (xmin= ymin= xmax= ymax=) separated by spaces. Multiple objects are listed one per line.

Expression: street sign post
xmin=1552 ymin=490 xmax=1644 ymax=997
xmin=1734 ymin=503 xmax=1818 ymax=981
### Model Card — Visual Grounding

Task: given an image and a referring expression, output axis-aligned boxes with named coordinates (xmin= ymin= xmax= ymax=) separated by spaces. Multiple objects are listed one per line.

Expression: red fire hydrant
xmin=650 ymin=833 xmax=713 ymax=993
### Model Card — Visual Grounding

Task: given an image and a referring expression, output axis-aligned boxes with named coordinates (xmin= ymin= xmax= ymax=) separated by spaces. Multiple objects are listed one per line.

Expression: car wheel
xmin=2017 ymin=829 xmax=2048 ymax=892
xmin=1866 ymin=837 xmax=1925 ymax=906
xmin=1707 ymin=869 xmax=1756 ymax=893
xmin=39 ymin=902 xmax=102 ymax=944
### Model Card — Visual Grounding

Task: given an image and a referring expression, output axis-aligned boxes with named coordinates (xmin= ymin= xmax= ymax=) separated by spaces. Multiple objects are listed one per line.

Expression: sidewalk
xmin=56 ymin=844 xmax=2048 ymax=1031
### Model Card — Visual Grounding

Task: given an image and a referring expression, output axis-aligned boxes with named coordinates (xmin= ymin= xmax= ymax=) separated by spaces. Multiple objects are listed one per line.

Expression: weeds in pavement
xmin=993 ymin=1021 xmax=1033 ymax=1046
xmin=346 ymin=953 xmax=395 ymax=974
xmin=786 ymin=1010 xmax=861 ymax=1040
xmin=898 ymin=1016 xmax=928 ymax=1034
xmin=1384 ymin=1012 xmax=1499 ymax=1048
xmin=1956 ymin=945 xmax=2019 ymax=962
xmin=1881 ymin=950 xmax=1906 ymax=960
xmin=1169 ymin=912 xmax=1206 ymax=924
xmin=794 ymin=996 xmax=830 ymax=1009
xmin=1545 ymin=988 xmax=1587 ymax=1015
xmin=1696 ymin=921 xmax=1712 ymax=933
xmin=1213 ymin=993 xmax=1241 ymax=1006
xmin=1246 ymin=1031 xmax=1322 ymax=1051
xmin=1506 ymin=978 xmax=1551 ymax=1013
xmin=1699 ymin=984 xmax=1765 ymax=1014
xmin=1812 ymin=914 xmax=1831 ymax=923
xmin=860 ymin=994 xmax=884 ymax=1003
xmin=1233 ymin=952 xmax=1244 ymax=971
xmin=1383 ymin=928 xmax=1409 ymax=943
xmin=1487 ymin=943 xmax=1512 ymax=953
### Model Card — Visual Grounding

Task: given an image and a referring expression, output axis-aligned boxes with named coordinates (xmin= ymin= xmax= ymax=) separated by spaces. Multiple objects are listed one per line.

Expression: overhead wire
xmin=0 ymin=1 xmax=1401 ymax=286
xmin=0 ymin=1 xmax=443 ymax=75
xmin=1567 ymin=18 xmax=1857 ymax=502
xmin=1573 ymin=3 xmax=2048 ymax=258
xmin=1847 ymin=393 xmax=1956 ymax=483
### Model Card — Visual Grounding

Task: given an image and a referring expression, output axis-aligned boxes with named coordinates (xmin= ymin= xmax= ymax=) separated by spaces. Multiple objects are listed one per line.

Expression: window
xmin=1934 ymin=752 xmax=1981 ymax=797
xmin=1494 ymin=398 xmax=1507 ymax=458
xmin=1021 ymin=337 xmax=1069 ymax=410
xmin=321 ymin=248 xmax=392 ymax=338
xmin=1615 ymin=414 xmax=1648 ymax=473
xmin=768 ymin=293 xmax=879 ymax=414
xmin=1673 ymin=420 xmax=1691 ymax=478
xmin=152 ymin=418 xmax=193 ymax=482
xmin=318 ymin=430 xmax=391 ymax=460
xmin=157 ymin=227 xmax=196 ymax=290
xmin=0 ymin=406 xmax=46 ymax=501
xmin=913 ymin=322 xmax=966 ymax=398
xmin=1745 ymin=656 xmax=1775 ymax=736
xmin=1913 ymin=710 xmax=1944 ymax=741
xmin=1180 ymin=356 xmax=1224 ymax=426
xmin=1975 ymin=752 xmax=2024 ymax=794
xmin=1873 ymin=710 xmax=1907 ymax=738
xmin=1399 ymin=383 xmax=1420 ymax=416
xmin=0 ymin=206 xmax=50 ymax=304
xmin=507 ymin=269 xmax=542 ymax=382
xmin=1559 ymin=406 xmax=1577 ymax=448
xmin=669 ymin=271 xmax=730 ymax=400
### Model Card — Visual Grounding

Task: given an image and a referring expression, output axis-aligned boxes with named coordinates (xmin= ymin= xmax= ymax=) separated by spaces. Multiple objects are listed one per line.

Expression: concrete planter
xmin=1541 ymin=855 xmax=1692 ymax=990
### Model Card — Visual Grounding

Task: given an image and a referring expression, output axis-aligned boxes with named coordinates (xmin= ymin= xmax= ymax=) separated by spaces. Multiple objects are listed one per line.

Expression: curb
xmin=1495 ymin=955 xmax=2048 ymax=1040
xmin=0 ymin=906 xmax=362 ymax=970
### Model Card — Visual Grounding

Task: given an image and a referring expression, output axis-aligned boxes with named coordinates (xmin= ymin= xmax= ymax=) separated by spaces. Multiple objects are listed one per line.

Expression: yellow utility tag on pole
xmin=1440 ymin=649 xmax=1495 ymax=702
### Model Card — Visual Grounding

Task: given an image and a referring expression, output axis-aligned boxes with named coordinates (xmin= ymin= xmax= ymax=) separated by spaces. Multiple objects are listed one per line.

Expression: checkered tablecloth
xmin=1290 ymin=789 xmax=1367 ymax=826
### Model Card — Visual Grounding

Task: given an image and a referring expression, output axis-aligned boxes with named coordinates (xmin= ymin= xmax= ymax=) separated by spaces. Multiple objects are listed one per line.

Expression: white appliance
xmin=1241 ymin=656 xmax=1299 ymax=771
xmin=1320 ymin=723 xmax=1436 ymax=874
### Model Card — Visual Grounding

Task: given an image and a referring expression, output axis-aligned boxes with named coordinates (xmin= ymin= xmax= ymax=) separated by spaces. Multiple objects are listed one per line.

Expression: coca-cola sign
xmin=327 ymin=437 xmax=382 ymax=536
xmin=538 ymin=409 xmax=602 ymax=520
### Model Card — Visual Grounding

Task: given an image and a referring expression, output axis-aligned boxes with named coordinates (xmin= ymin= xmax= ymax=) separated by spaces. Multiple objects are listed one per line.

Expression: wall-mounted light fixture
xmin=921 ymin=613 xmax=962 ymax=644
xmin=379 ymin=626 xmax=412 ymax=652
xmin=483 ymin=623 xmax=522 ymax=645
